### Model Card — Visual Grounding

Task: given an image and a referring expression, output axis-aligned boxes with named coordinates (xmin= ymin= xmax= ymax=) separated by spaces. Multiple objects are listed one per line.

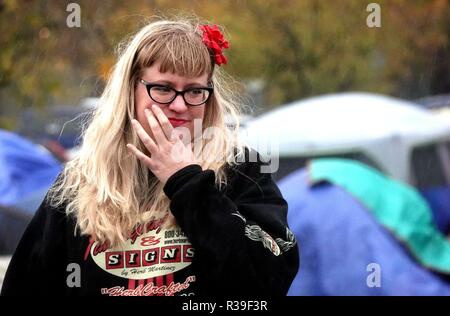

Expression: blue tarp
xmin=279 ymin=168 xmax=450 ymax=295
xmin=420 ymin=187 xmax=450 ymax=236
xmin=0 ymin=129 xmax=61 ymax=209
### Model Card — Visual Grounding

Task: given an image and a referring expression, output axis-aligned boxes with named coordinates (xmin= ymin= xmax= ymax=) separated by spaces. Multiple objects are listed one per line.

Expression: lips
xmin=168 ymin=118 xmax=189 ymax=127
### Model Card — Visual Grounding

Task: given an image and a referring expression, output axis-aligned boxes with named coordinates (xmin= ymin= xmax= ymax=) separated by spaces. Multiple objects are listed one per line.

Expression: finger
xmin=145 ymin=108 xmax=168 ymax=145
xmin=151 ymin=105 xmax=174 ymax=141
xmin=131 ymin=119 xmax=157 ymax=153
xmin=126 ymin=143 xmax=153 ymax=168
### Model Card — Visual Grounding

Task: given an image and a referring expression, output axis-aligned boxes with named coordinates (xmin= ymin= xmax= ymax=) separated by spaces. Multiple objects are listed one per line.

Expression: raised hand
xmin=127 ymin=104 xmax=197 ymax=184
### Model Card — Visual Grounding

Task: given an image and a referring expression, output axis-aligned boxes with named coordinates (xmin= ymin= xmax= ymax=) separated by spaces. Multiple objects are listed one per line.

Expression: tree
xmin=1 ymin=0 xmax=449 ymax=124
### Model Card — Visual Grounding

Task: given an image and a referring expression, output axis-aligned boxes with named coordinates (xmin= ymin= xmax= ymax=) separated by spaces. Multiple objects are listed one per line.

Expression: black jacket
xmin=1 ymin=150 xmax=299 ymax=296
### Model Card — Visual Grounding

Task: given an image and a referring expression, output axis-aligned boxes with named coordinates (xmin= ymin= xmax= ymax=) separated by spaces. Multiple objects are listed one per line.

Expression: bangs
xmin=137 ymin=29 xmax=212 ymax=78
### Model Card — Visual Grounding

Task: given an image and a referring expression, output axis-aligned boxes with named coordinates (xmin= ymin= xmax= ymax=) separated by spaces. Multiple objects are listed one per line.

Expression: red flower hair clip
xmin=199 ymin=24 xmax=230 ymax=66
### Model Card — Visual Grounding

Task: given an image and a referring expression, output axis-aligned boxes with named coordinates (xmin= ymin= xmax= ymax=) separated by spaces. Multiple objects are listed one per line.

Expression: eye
xmin=152 ymin=86 xmax=172 ymax=93
xmin=189 ymin=88 xmax=204 ymax=95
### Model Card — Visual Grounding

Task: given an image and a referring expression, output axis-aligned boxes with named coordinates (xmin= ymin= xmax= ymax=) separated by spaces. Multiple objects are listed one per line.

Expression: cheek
xmin=134 ymin=89 xmax=152 ymax=135
xmin=189 ymin=106 xmax=206 ymax=140
xmin=134 ymin=84 xmax=146 ymax=107
xmin=190 ymin=106 xmax=206 ymax=132
xmin=191 ymin=106 xmax=206 ymax=121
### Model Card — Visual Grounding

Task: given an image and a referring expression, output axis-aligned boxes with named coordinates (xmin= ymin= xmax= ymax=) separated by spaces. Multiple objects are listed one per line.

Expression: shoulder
xmin=27 ymin=177 xmax=76 ymax=236
xmin=227 ymin=147 xmax=274 ymax=179
xmin=224 ymin=147 xmax=278 ymax=197
xmin=30 ymin=195 xmax=71 ymax=230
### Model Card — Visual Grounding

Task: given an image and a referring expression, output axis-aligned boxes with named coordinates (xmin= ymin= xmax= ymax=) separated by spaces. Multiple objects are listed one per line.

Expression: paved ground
xmin=0 ymin=256 xmax=11 ymax=292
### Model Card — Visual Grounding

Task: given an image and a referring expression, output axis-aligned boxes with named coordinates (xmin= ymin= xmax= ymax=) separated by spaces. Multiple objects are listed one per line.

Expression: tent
xmin=279 ymin=159 xmax=450 ymax=295
xmin=0 ymin=129 xmax=61 ymax=207
xmin=0 ymin=129 xmax=62 ymax=254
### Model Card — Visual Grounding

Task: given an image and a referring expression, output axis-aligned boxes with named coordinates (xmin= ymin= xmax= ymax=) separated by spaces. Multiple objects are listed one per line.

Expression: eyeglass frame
xmin=138 ymin=78 xmax=214 ymax=106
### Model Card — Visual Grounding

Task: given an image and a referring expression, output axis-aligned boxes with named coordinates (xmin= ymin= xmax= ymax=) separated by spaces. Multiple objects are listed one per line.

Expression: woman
xmin=1 ymin=17 xmax=298 ymax=296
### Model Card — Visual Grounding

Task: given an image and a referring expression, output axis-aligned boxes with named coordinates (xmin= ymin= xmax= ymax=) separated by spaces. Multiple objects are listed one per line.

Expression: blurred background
xmin=0 ymin=0 xmax=450 ymax=295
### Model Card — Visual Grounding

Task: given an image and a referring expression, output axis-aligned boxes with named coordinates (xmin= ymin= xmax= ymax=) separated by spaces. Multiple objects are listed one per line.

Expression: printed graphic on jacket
xmin=84 ymin=220 xmax=196 ymax=296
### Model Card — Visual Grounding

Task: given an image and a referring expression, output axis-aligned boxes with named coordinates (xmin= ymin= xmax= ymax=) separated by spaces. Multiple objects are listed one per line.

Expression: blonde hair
xmin=47 ymin=17 xmax=245 ymax=247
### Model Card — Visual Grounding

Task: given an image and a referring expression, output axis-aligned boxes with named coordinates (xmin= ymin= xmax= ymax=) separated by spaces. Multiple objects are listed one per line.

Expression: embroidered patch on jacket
xmin=275 ymin=227 xmax=297 ymax=252
xmin=244 ymin=225 xmax=282 ymax=256
xmin=232 ymin=210 xmax=297 ymax=256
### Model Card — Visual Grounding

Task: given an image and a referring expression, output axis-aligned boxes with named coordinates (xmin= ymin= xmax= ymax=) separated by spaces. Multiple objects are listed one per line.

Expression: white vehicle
xmin=417 ymin=94 xmax=450 ymax=124
xmin=242 ymin=92 xmax=450 ymax=186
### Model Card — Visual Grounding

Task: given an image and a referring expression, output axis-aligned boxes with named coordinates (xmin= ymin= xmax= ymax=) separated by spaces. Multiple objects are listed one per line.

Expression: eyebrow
xmin=147 ymin=80 xmax=208 ymax=88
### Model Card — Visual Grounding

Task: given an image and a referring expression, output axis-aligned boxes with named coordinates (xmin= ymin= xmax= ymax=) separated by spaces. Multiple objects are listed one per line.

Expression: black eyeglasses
xmin=139 ymin=79 xmax=214 ymax=106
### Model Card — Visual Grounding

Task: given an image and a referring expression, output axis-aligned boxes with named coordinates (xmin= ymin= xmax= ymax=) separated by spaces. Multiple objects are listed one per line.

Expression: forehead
xmin=141 ymin=62 xmax=209 ymax=85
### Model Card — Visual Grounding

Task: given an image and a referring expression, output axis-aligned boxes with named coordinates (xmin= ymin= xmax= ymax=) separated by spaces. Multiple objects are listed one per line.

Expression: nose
xmin=168 ymin=94 xmax=188 ymax=113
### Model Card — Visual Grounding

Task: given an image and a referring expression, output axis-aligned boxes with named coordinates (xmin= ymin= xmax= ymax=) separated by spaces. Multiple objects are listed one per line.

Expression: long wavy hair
xmin=47 ymin=17 xmax=245 ymax=247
